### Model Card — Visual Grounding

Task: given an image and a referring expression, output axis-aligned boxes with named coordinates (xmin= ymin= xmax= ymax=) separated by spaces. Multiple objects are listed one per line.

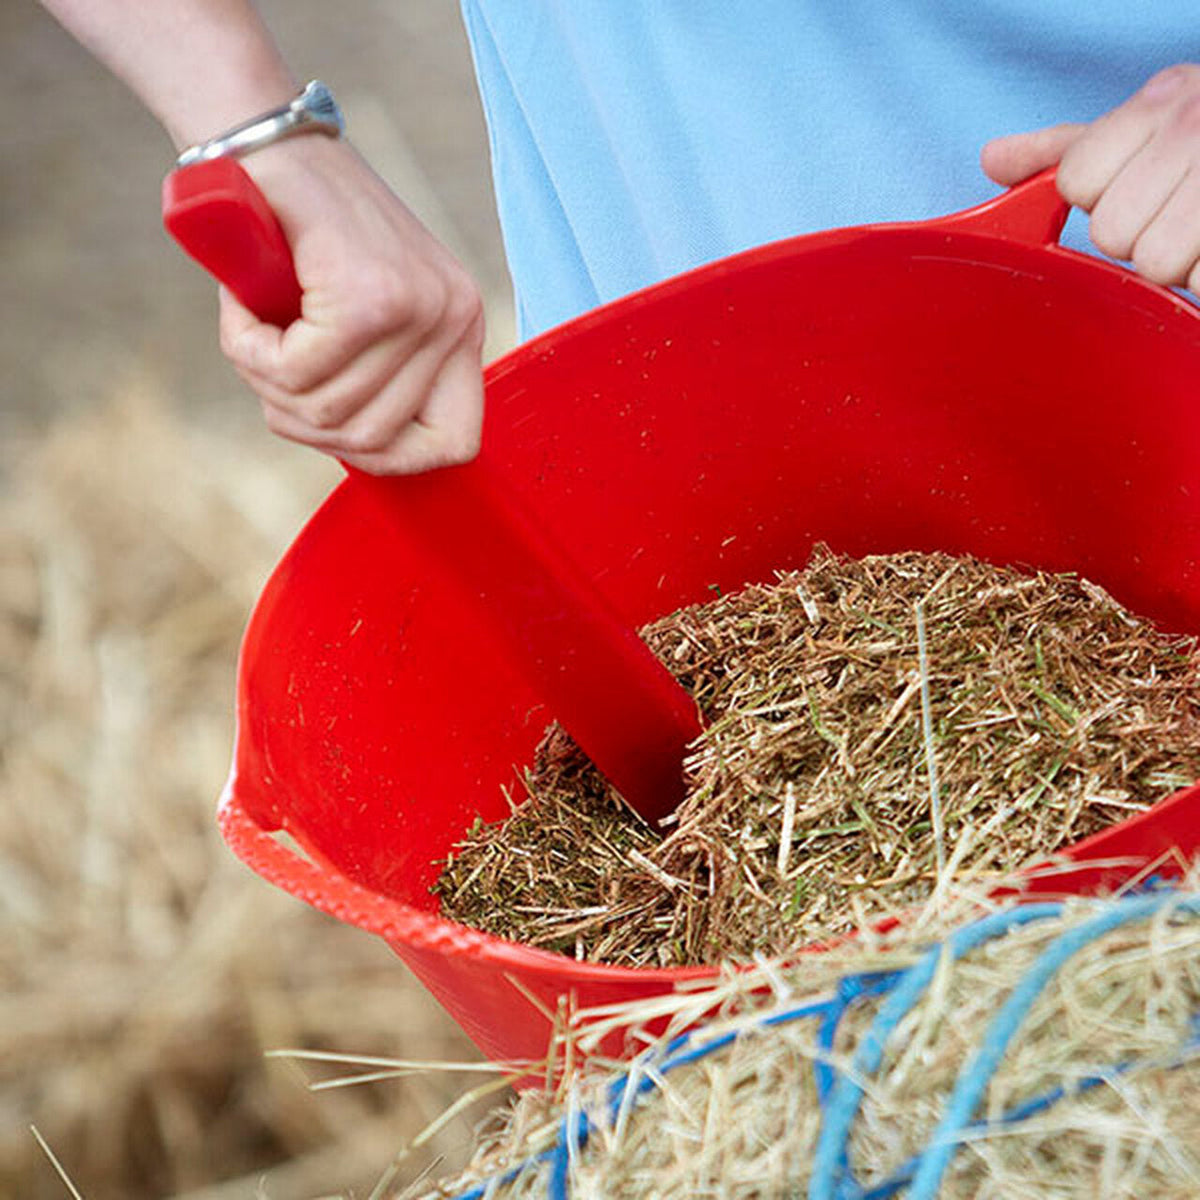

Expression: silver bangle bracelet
xmin=175 ymin=80 xmax=344 ymax=168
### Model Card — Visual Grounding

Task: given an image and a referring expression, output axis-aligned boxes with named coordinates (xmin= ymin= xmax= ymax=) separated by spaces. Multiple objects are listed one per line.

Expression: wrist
xmin=158 ymin=35 xmax=298 ymax=149
xmin=166 ymin=73 xmax=298 ymax=150
xmin=38 ymin=0 xmax=299 ymax=150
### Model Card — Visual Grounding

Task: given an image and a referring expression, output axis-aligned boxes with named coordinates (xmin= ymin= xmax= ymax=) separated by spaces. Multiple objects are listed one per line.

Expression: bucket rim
xmin=219 ymin=772 xmax=1200 ymax=976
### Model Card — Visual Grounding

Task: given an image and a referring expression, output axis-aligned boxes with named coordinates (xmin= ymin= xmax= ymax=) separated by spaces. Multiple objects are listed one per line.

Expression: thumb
xmin=981 ymin=123 xmax=1086 ymax=186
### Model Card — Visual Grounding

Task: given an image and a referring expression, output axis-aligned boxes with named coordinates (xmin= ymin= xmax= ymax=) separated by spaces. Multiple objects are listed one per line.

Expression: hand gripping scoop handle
xmin=162 ymin=157 xmax=702 ymax=825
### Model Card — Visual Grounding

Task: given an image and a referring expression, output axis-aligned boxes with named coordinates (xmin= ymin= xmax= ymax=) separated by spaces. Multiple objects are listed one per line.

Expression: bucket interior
xmin=231 ymin=222 xmax=1200 ymax=923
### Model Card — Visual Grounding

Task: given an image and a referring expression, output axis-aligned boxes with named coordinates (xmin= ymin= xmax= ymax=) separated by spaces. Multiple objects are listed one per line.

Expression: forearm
xmin=38 ymin=0 xmax=297 ymax=148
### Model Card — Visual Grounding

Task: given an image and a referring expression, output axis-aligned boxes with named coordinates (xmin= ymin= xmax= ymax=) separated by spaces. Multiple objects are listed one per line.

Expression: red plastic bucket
xmin=220 ymin=171 xmax=1200 ymax=1066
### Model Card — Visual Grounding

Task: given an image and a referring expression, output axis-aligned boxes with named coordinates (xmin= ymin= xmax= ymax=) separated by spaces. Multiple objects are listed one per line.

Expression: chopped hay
xmin=438 ymin=549 xmax=1200 ymax=967
xmin=417 ymin=879 xmax=1200 ymax=1200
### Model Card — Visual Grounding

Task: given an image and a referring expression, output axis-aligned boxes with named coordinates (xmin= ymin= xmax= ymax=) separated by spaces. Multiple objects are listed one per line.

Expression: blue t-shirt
xmin=459 ymin=2 xmax=1198 ymax=339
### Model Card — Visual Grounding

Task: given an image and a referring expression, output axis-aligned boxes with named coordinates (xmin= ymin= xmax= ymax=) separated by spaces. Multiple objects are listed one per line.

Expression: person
xmin=37 ymin=1 xmax=1200 ymax=476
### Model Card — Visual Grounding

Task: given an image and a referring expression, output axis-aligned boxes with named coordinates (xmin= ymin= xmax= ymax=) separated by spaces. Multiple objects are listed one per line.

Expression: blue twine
xmin=447 ymin=891 xmax=1197 ymax=1200
xmin=808 ymin=902 xmax=1067 ymax=1199
xmin=813 ymin=971 xmax=905 ymax=1103
xmin=904 ymin=892 xmax=1200 ymax=1200
xmin=452 ymin=1148 xmax=556 ymax=1200
xmin=448 ymin=979 xmax=888 ymax=1200
xmin=847 ymin=1031 xmax=1200 ymax=1200
xmin=547 ymin=1105 xmax=588 ymax=1200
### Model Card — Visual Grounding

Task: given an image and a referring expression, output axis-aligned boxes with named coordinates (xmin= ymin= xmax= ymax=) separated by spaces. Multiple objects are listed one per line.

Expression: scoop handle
xmin=163 ymin=156 xmax=303 ymax=326
xmin=162 ymin=157 xmax=700 ymax=824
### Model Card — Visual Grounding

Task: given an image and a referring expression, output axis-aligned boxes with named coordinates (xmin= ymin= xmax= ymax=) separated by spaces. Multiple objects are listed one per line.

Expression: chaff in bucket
xmin=439 ymin=549 xmax=1200 ymax=968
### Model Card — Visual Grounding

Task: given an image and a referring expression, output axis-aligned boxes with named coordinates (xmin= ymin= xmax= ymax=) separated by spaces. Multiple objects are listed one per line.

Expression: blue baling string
xmin=904 ymin=892 xmax=1200 ymax=1200
xmin=547 ymin=1105 xmax=588 ymax=1200
xmin=849 ymin=1033 xmax=1200 ymax=1200
xmin=447 ymin=891 xmax=1197 ymax=1200
xmin=813 ymin=971 xmax=904 ymax=1103
xmin=452 ymin=1148 xmax=556 ymax=1200
xmin=807 ymin=902 xmax=1066 ymax=1200
xmin=448 ymin=981 xmax=886 ymax=1200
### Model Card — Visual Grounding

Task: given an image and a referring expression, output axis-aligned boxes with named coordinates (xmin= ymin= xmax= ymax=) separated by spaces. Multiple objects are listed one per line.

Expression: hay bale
xmin=419 ymin=880 xmax=1200 ymax=1199
xmin=439 ymin=550 xmax=1200 ymax=967
xmin=0 ymin=375 xmax=482 ymax=1199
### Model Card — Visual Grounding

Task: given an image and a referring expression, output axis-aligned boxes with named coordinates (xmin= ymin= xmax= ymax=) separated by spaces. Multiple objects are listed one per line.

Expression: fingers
xmin=1063 ymin=65 xmax=1200 ymax=285
xmin=1085 ymin=139 xmax=1189 ymax=264
xmin=221 ymin=275 xmax=485 ymax=474
xmin=981 ymin=123 xmax=1086 ymax=186
xmin=1056 ymin=66 xmax=1200 ymax=207
xmin=1127 ymin=170 xmax=1200 ymax=290
xmin=984 ymin=64 xmax=1200 ymax=292
xmin=212 ymin=136 xmax=488 ymax=474
xmin=224 ymin=290 xmax=436 ymax=434
xmin=340 ymin=328 xmax=486 ymax=475
xmin=249 ymin=335 xmax=447 ymax=452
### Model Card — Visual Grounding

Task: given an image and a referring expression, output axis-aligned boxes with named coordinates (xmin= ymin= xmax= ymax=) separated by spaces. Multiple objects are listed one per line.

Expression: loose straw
xmin=439 ymin=888 xmax=1200 ymax=1200
xmin=915 ymin=600 xmax=946 ymax=879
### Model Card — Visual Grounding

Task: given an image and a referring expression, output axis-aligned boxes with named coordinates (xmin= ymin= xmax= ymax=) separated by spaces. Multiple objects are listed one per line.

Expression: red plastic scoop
xmin=161 ymin=157 xmax=701 ymax=825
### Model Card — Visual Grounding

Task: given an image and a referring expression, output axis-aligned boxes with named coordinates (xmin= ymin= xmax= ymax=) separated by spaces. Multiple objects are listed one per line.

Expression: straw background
xmin=2 ymin=4 xmax=513 ymax=1197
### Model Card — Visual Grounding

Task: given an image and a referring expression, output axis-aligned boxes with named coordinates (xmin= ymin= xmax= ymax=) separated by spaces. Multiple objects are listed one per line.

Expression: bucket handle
xmin=218 ymin=784 xmax=712 ymax=982
xmin=217 ymin=783 xmax=503 ymax=952
xmin=926 ymin=167 xmax=1069 ymax=247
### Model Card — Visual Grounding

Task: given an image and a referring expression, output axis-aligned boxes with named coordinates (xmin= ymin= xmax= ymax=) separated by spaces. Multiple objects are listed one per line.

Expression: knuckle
xmin=350 ymin=264 xmax=481 ymax=342
xmin=305 ymin=395 xmax=350 ymax=432
xmin=427 ymin=421 xmax=484 ymax=471
xmin=1171 ymin=92 xmax=1200 ymax=135
xmin=414 ymin=278 xmax=451 ymax=332
xmin=447 ymin=424 xmax=483 ymax=465
xmin=355 ymin=271 xmax=414 ymax=328
xmin=465 ymin=310 xmax=486 ymax=354
xmin=274 ymin=357 xmax=321 ymax=394
xmin=351 ymin=267 xmax=439 ymax=334
xmin=1088 ymin=206 xmax=1135 ymax=261
xmin=1132 ymin=233 xmax=1186 ymax=286
xmin=336 ymin=423 xmax=390 ymax=458
xmin=338 ymin=304 xmax=389 ymax=347
xmin=446 ymin=276 xmax=485 ymax=336
xmin=1142 ymin=64 xmax=1200 ymax=104
xmin=1054 ymin=150 xmax=1095 ymax=209
xmin=240 ymin=337 xmax=325 ymax=395
xmin=221 ymin=324 xmax=268 ymax=377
